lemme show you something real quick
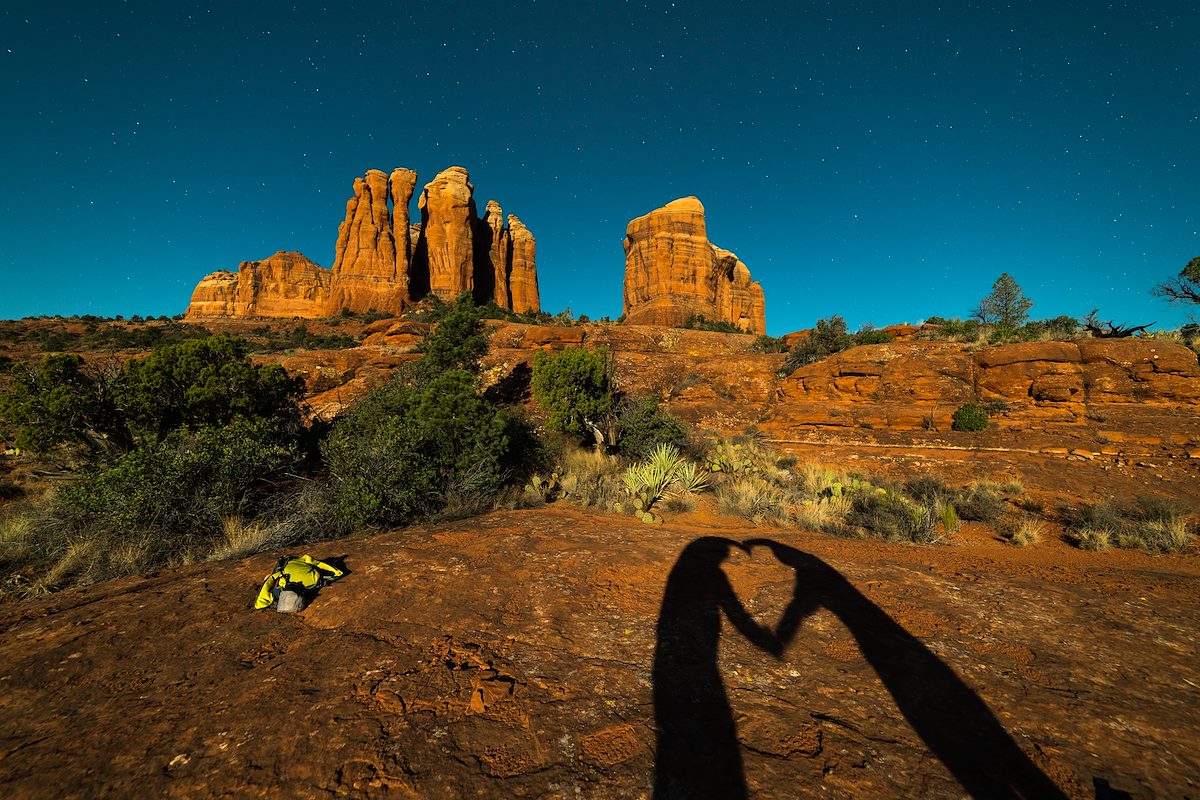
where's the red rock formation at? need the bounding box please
[185,251,330,318]
[414,167,476,301]
[622,197,765,333]
[326,169,410,315]
[764,338,1200,433]
[712,247,766,334]
[474,200,511,307]
[508,214,539,314]
[184,164,539,318]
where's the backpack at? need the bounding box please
[254,554,345,611]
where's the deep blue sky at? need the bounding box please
[2,1,1196,334]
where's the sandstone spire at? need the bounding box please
[327,169,407,314]
[414,166,476,301]
[507,214,540,314]
[473,200,512,307]
[184,163,538,320]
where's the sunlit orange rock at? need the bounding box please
[622,197,765,333]
[414,166,475,301]
[185,251,330,318]
[184,164,539,319]
[508,214,540,314]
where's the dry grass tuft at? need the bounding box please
[1008,519,1044,547]
[208,516,281,562]
[1075,527,1112,551]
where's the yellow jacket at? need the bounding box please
[254,554,344,609]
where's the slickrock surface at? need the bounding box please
[623,197,766,333]
[1,508,1197,798]
[185,251,331,319]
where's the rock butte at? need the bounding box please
[185,166,540,319]
[623,197,766,333]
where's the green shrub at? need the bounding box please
[778,316,853,376]
[22,420,302,587]
[616,396,688,461]
[682,315,742,333]
[846,490,937,543]
[531,346,613,444]
[923,317,981,341]
[323,370,518,527]
[118,334,304,441]
[414,293,490,376]
[955,483,1004,521]
[749,335,788,353]
[903,476,953,506]
[853,326,894,345]
[951,403,989,432]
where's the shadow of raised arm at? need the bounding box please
[752,538,1068,800]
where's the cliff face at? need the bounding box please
[185,251,331,319]
[621,197,765,333]
[185,166,538,319]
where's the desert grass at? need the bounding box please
[661,494,696,514]
[1141,515,1193,554]
[1008,519,1044,547]
[715,476,790,525]
[0,510,33,557]
[792,496,851,531]
[937,503,961,538]
[558,447,625,509]
[207,516,282,561]
[1064,496,1193,554]
[34,538,101,594]
[1075,527,1112,551]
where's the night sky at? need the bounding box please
[2,1,1196,335]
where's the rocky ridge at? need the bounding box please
[185,166,540,319]
[623,197,766,333]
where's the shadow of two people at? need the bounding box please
[652,536,1068,800]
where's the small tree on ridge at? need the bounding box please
[973,273,1033,328]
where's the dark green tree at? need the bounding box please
[117,334,303,441]
[973,273,1033,327]
[778,316,854,376]
[616,396,689,461]
[1152,256,1200,305]
[0,335,303,457]
[531,346,614,447]
[323,369,516,527]
[414,292,490,377]
[0,354,132,455]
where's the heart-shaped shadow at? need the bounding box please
[651,537,1067,800]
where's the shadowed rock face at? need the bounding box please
[474,200,511,308]
[622,197,766,333]
[184,166,538,319]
